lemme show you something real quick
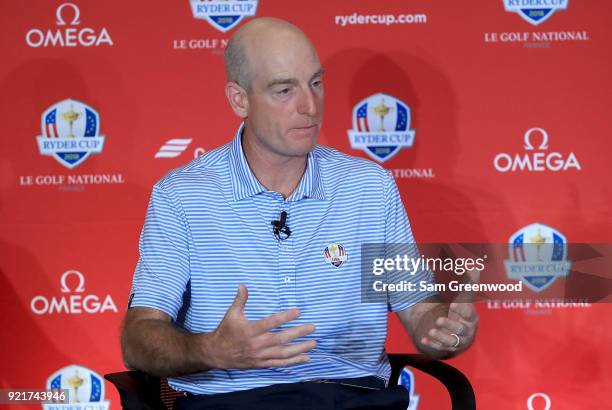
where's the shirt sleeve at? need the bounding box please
[129,183,191,321]
[382,171,437,312]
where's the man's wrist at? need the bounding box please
[415,303,452,359]
[416,303,447,338]
[189,331,218,372]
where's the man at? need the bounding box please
[121,17,478,409]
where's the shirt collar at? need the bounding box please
[228,123,326,202]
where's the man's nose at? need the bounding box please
[297,88,318,117]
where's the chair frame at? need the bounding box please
[105,353,476,409]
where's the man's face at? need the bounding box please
[243,33,324,158]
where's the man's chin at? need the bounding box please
[289,145,317,157]
[282,140,317,157]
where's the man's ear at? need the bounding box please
[225,82,249,118]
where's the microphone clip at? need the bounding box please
[271,210,291,241]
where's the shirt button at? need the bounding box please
[283,276,291,283]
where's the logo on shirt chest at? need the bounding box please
[323,244,347,268]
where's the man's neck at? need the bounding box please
[241,130,307,199]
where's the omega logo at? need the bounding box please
[26,3,113,48]
[30,270,118,315]
[526,392,551,410]
[494,127,581,172]
[55,3,81,26]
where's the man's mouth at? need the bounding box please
[293,124,318,130]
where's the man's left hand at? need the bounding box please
[420,302,479,353]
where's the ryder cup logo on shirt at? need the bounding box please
[348,93,415,163]
[503,0,568,26]
[504,223,571,292]
[44,365,110,409]
[324,244,347,268]
[190,0,258,32]
[398,367,420,410]
[37,99,105,169]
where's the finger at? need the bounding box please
[252,309,301,334]
[260,354,311,368]
[259,339,317,360]
[428,328,460,348]
[420,336,448,351]
[449,302,477,322]
[226,284,248,318]
[260,324,316,347]
[435,317,464,335]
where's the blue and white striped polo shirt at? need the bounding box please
[130,124,436,395]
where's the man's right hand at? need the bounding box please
[205,284,317,369]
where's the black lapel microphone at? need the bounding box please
[271,210,291,241]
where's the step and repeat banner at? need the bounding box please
[1,1,610,409]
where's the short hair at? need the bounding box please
[224,18,309,91]
[224,34,252,90]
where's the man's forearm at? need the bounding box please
[121,318,216,377]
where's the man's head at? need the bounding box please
[224,18,324,159]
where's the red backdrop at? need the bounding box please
[1,1,610,409]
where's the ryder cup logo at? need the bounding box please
[44,365,110,409]
[190,0,258,32]
[504,223,571,292]
[348,93,415,163]
[504,0,569,26]
[37,99,105,169]
[324,244,347,268]
[398,367,420,409]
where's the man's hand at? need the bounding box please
[420,301,478,354]
[121,285,316,377]
[397,270,480,359]
[207,284,317,369]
